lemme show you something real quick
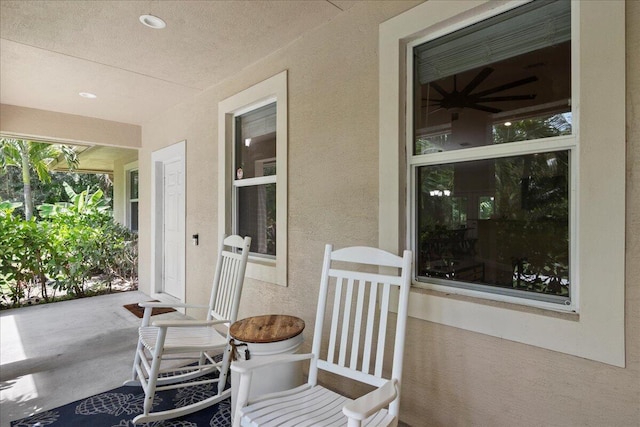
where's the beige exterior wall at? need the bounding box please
[137,1,640,425]
[0,104,141,148]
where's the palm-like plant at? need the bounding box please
[0,138,78,220]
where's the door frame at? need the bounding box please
[151,140,186,304]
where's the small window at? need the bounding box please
[128,169,139,232]
[218,71,288,286]
[234,103,277,256]
[478,196,494,220]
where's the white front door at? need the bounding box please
[151,141,186,302]
[162,159,183,298]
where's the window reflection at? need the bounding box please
[234,102,277,257]
[416,151,570,298]
[237,184,276,256]
[412,0,572,303]
[235,103,277,179]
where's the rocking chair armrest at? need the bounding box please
[231,352,314,374]
[342,379,398,421]
[150,319,229,328]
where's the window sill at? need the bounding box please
[410,285,579,322]
[246,256,285,287]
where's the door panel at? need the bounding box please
[162,159,183,299]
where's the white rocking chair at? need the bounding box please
[125,234,251,424]
[232,244,412,427]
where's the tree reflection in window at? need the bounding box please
[417,148,569,298]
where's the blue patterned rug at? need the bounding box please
[10,374,231,427]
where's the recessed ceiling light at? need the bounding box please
[139,14,166,29]
[79,92,97,99]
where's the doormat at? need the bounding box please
[123,301,176,318]
[10,372,230,426]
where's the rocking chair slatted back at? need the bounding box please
[310,245,412,394]
[208,235,251,323]
[234,244,412,426]
[128,234,251,424]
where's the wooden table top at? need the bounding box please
[230,314,305,343]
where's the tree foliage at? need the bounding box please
[0,186,137,309]
[0,138,79,220]
[416,113,571,297]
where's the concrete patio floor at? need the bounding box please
[0,291,186,426]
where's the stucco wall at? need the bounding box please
[138,1,640,425]
[0,104,141,148]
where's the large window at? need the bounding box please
[379,0,625,366]
[218,71,288,286]
[411,0,573,305]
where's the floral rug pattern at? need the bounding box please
[11,374,230,427]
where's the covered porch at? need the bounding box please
[0,291,186,425]
[1,1,639,426]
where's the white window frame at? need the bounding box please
[379,0,625,366]
[218,71,288,286]
[124,160,139,232]
[408,0,575,310]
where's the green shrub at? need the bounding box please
[39,183,135,297]
[0,201,56,305]
[0,186,138,308]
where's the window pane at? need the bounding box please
[130,170,139,199]
[237,183,276,256]
[130,201,138,232]
[414,1,571,155]
[235,103,277,180]
[416,151,570,301]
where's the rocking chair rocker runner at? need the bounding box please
[232,244,412,427]
[125,234,251,425]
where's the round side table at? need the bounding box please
[230,314,305,414]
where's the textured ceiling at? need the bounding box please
[0,0,355,125]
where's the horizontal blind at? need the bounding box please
[237,102,276,140]
[415,0,571,84]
